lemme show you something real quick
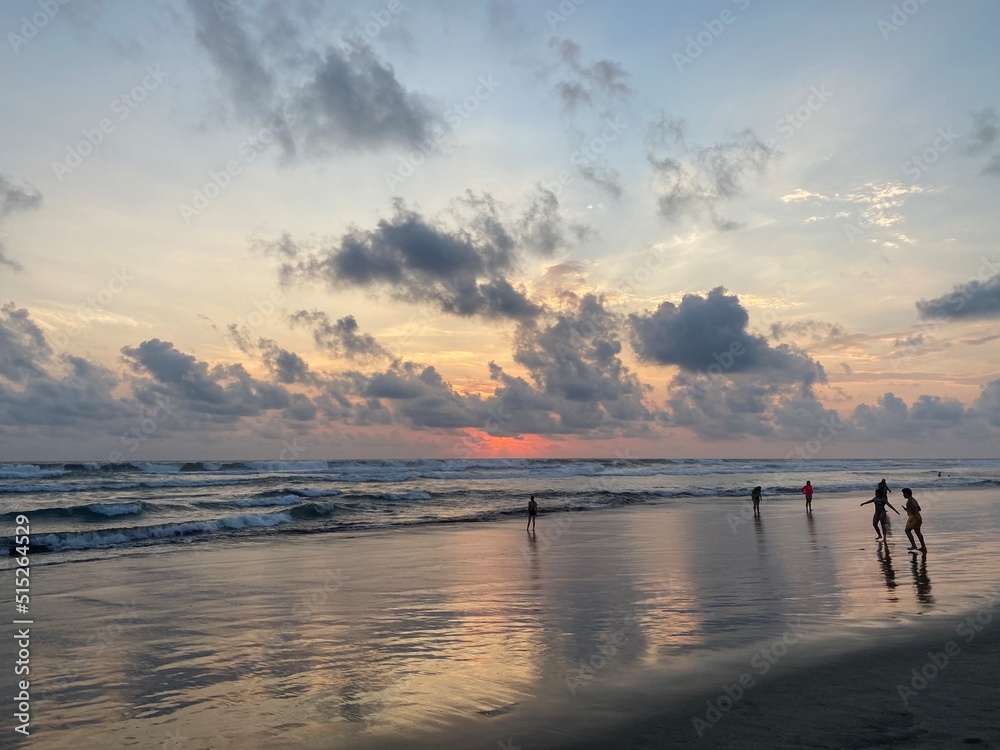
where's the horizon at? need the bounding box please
[2,1,1000,462]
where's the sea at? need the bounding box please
[3,457,999,569]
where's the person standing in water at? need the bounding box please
[751,486,762,517]
[527,494,537,532]
[860,492,900,540]
[901,488,926,552]
[801,480,813,512]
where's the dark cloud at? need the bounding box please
[973,378,1000,428]
[272,196,545,321]
[360,361,482,429]
[962,108,998,156]
[0,303,51,382]
[256,338,315,384]
[549,37,630,112]
[0,176,43,218]
[288,310,393,361]
[629,287,825,387]
[850,392,970,441]
[0,355,133,430]
[646,114,775,229]
[983,155,1000,177]
[121,338,315,421]
[186,0,275,120]
[0,175,42,271]
[916,273,1000,320]
[501,293,652,431]
[186,1,436,156]
[770,320,845,342]
[516,187,569,256]
[291,45,436,154]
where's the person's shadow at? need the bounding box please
[910,552,933,605]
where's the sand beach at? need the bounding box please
[3,486,999,749]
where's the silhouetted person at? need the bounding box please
[861,493,900,540]
[876,478,891,499]
[527,494,537,532]
[801,480,813,512]
[901,488,926,552]
[751,486,762,516]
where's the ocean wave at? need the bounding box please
[28,511,293,553]
[373,491,433,501]
[1,502,148,522]
[0,464,68,479]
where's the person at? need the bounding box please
[901,488,926,552]
[860,492,900,540]
[751,486,762,517]
[801,480,813,512]
[527,494,537,532]
[876,478,891,500]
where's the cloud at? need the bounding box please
[186,0,275,120]
[288,310,393,361]
[645,114,775,229]
[961,108,998,156]
[916,273,1000,320]
[629,287,825,386]
[770,319,845,342]
[548,37,631,112]
[186,1,436,156]
[291,44,437,154]
[269,195,548,321]
[516,187,570,257]
[121,338,315,421]
[500,293,652,431]
[850,392,970,441]
[0,303,52,382]
[0,175,43,271]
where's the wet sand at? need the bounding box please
[3,487,999,748]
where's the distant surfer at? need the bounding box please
[527,494,537,532]
[751,486,762,517]
[901,488,926,552]
[860,492,900,541]
[801,481,813,512]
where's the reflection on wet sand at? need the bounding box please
[910,551,933,605]
[17,491,1000,750]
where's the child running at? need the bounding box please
[901,488,927,552]
[860,492,900,541]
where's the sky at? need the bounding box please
[1,0,999,461]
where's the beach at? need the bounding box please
[3,484,999,749]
